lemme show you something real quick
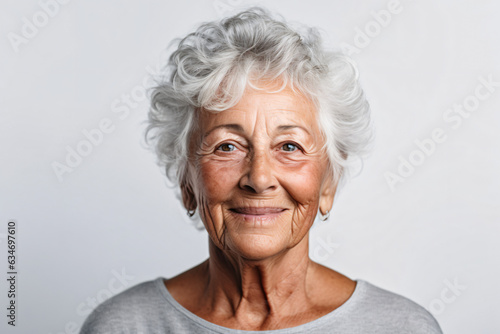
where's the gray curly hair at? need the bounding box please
[145,7,372,213]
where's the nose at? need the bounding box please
[239,150,278,194]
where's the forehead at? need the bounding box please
[200,85,318,130]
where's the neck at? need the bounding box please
[202,235,317,326]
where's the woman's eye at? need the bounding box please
[282,143,298,152]
[217,143,236,152]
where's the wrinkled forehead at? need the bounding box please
[199,84,320,135]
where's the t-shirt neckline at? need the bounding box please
[154,276,366,333]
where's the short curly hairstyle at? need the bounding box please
[145,6,372,214]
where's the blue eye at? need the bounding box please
[282,143,298,152]
[217,143,236,152]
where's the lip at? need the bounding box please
[228,207,287,225]
[230,207,287,215]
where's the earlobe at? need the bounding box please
[319,177,337,217]
[181,178,197,213]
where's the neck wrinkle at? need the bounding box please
[204,236,314,320]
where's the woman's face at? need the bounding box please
[191,84,335,260]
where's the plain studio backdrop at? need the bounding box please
[1,0,499,333]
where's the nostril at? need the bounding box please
[240,174,277,194]
[242,184,257,193]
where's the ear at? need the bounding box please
[319,174,338,216]
[181,133,200,213]
[180,177,197,212]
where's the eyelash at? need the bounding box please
[216,143,236,152]
[281,143,299,152]
[215,142,302,153]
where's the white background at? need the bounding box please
[1,0,499,333]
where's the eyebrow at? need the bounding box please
[276,125,311,136]
[203,124,244,138]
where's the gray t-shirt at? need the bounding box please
[80,277,442,333]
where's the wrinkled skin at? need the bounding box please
[166,83,355,331]
[194,84,335,260]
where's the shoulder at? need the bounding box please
[351,280,443,333]
[79,278,166,334]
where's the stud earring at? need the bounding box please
[187,209,196,217]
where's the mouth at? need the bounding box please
[229,207,287,215]
[228,207,288,224]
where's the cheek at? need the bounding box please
[279,161,324,207]
[198,159,242,202]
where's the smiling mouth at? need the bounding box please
[229,207,287,215]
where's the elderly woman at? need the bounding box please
[81,7,442,333]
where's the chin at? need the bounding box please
[225,234,290,261]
